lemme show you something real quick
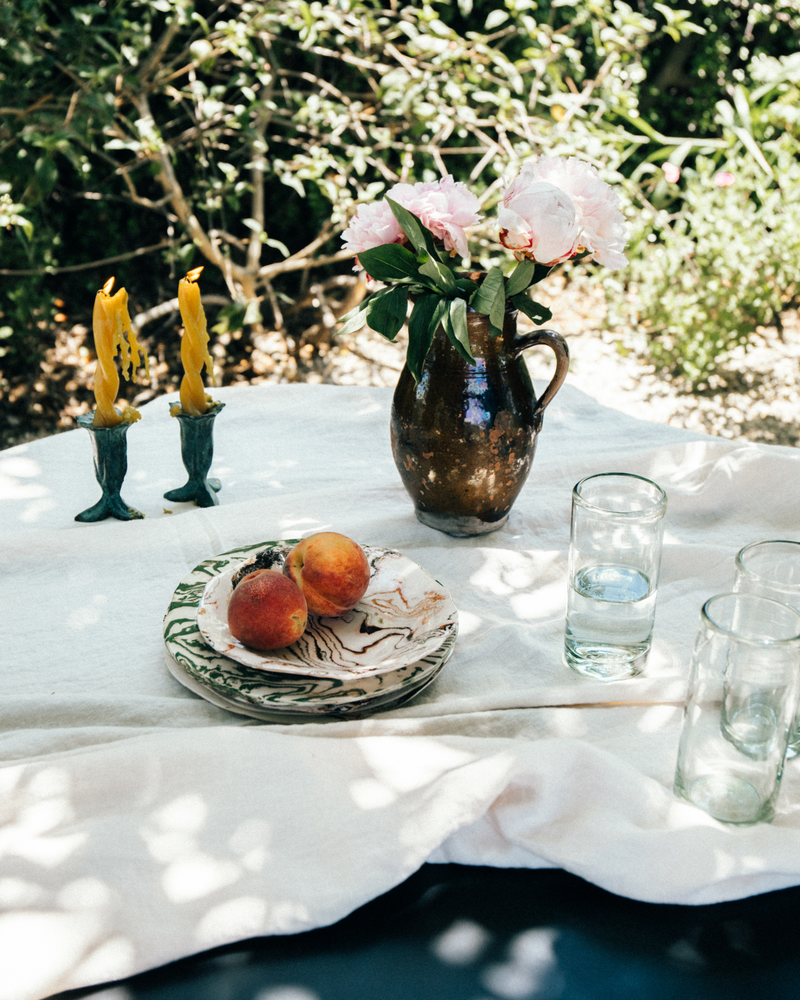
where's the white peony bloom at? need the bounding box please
[499,156,628,270]
[498,180,580,265]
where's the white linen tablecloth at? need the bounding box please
[2,382,800,1000]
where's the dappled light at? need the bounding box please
[541,709,592,740]
[510,580,567,623]
[280,517,334,534]
[195,897,270,948]
[0,757,327,996]
[67,595,109,632]
[83,990,133,1000]
[254,988,321,1000]
[353,738,476,797]
[455,609,483,637]
[638,705,681,734]
[247,457,301,484]
[463,548,569,658]
[663,794,729,833]
[482,928,564,1000]
[0,768,130,999]
[469,550,559,600]
[143,794,243,904]
[0,910,125,1000]
[428,911,566,1000]
[0,450,59,525]
[0,453,45,499]
[431,918,491,966]
[0,768,86,869]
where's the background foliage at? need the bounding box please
[1,0,799,415]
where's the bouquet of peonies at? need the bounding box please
[338,155,628,381]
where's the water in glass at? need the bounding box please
[565,564,656,679]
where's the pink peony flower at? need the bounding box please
[714,171,735,187]
[340,200,406,258]
[341,176,482,271]
[500,156,628,270]
[662,163,681,183]
[387,175,482,258]
[498,180,580,265]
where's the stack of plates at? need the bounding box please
[163,540,458,722]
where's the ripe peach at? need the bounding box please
[283,532,370,617]
[227,569,308,651]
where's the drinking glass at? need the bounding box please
[734,539,800,756]
[564,472,667,680]
[674,593,800,825]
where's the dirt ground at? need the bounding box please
[2,275,799,451]
[524,277,800,448]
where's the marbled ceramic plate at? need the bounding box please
[164,647,448,722]
[163,540,457,717]
[197,543,458,680]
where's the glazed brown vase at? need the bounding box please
[390,305,569,536]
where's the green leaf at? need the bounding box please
[504,259,536,298]
[469,265,504,315]
[264,236,290,257]
[470,265,505,337]
[531,263,553,285]
[335,297,371,337]
[244,299,261,325]
[445,297,474,364]
[490,287,507,336]
[407,294,448,382]
[34,156,58,198]
[6,213,33,239]
[485,8,507,28]
[653,4,706,42]
[365,286,408,341]
[418,255,457,292]
[510,293,553,325]
[356,243,422,282]
[386,197,440,260]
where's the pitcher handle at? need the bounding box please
[513,328,570,429]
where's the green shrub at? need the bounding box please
[0,0,798,386]
[611,48,800,381]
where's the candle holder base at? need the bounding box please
[75,413,144,522]
[165,401,225,507]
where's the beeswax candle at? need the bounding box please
[177,267,216,417]
[92,277,149,428]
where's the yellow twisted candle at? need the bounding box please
[177,266,216,417]
[92,277,149,428]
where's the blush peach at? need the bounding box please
[283,532,370,617]
[227,569,307,650]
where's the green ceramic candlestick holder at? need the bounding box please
[75,413,144,522]
[164,400,225,507]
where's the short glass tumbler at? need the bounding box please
[564,472,667,680]
[734,539,800,757]
[674,593,800,825]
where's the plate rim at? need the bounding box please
[164,647,451,722]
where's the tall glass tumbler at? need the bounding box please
[564,473,667,680]
[674,593,800,825]
[734,540,800,756]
